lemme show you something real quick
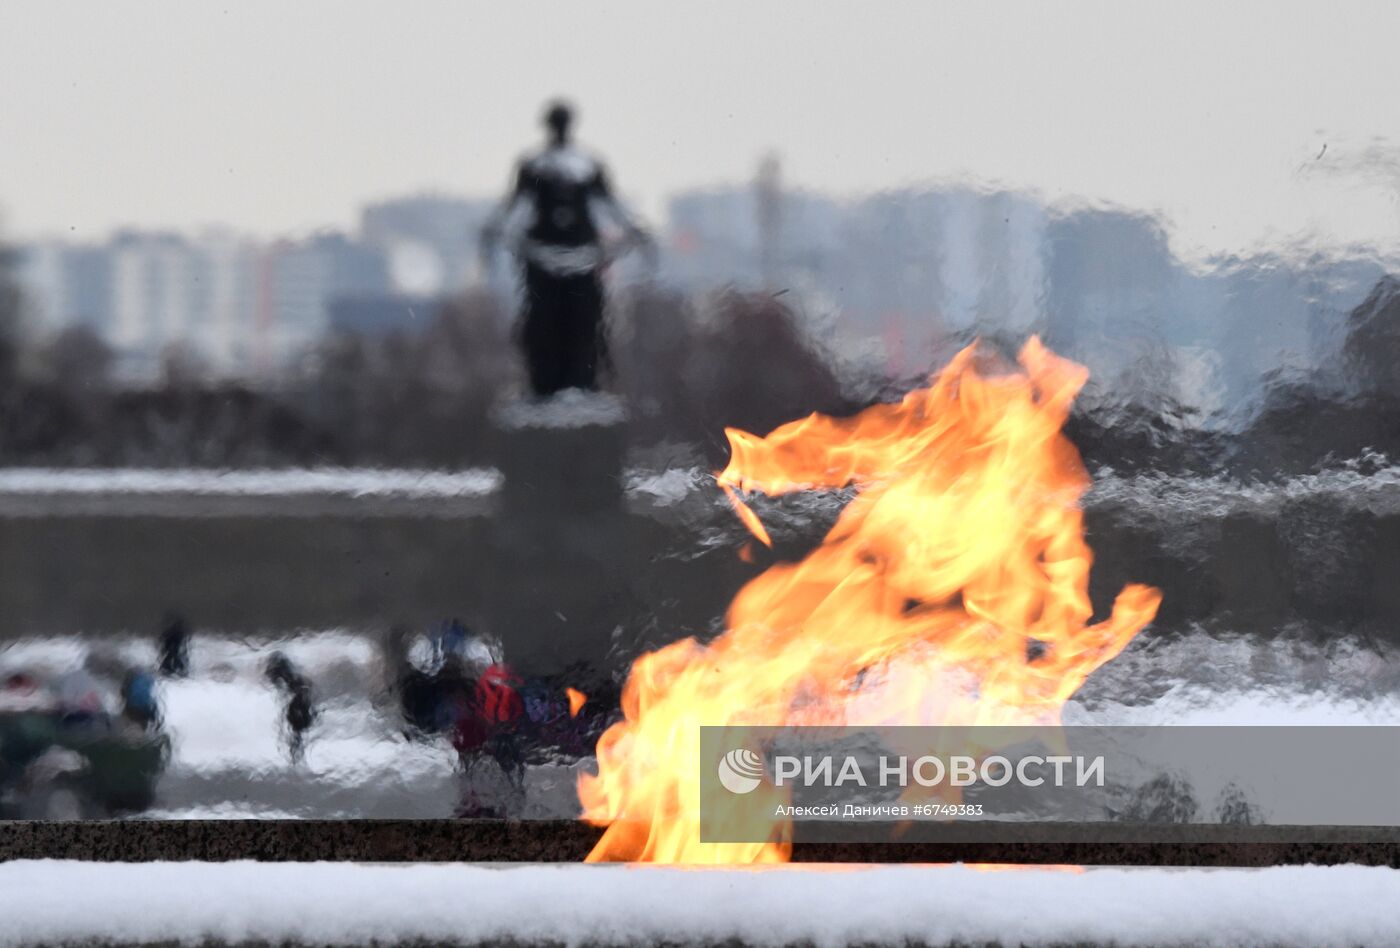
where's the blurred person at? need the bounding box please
[0,672,51,714]
[381,624,438,735]
[480,661,525,782]
[51,660,111,730]
[0,673,59,807]
[389,623,477,737]
[265,652,316,764]
[520,679,562,733]
[397,654,445,736]
[518,677,580,757]
[0,665,168,818]
[436,618,470,663]
[451,654,526,817]
[480,99,653,397]
[120,668,161,732]
[158,614,191,678]
[433,649,475,731]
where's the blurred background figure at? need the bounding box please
[387,620,475,737]
[444,631,524,817]
[434,618,471,667]
[0,672,49,714]
[120,667,160,732]
[158,614,191,678]
[0,655,168,818]
[0,673,53,783]
[391,629,448,736]
[52,658,109,730]
[265,652,316,764]
[480,99,652,397]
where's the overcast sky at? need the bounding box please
[2,0,1399,260]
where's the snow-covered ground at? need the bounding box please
[0,861,1396,946]
[0,631,584,819]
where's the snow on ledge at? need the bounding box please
[0,861,1396,946]
[493,390,628,430]
[0,468,502,498]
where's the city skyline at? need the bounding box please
[13,178,1384,417]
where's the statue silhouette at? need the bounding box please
[481,101,651,398]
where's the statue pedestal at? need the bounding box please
[488,392,628,516]
[481,391,634,675]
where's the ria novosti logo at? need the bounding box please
[715,745,1107,794]
[716,748,765,794]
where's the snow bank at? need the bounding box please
[0,861,1395,947]
[624,466,709,506]
[0,468,501,497]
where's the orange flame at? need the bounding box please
[578,339,1161,863]
[567,687,588,718]
[722,484,773,547]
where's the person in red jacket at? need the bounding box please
[452,661,527,815]
[475,664,523,724]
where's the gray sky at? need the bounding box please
[3,0,1399,260]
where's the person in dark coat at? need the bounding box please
[158,614,191,678]
[265,652,315,764]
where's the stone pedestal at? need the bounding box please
[481,392,636,675]
[488,392,628,516]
